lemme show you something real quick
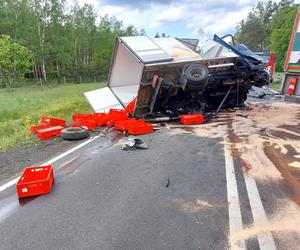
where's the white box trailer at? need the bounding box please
[85,36,238,116]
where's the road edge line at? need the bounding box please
[0,135,100,193]
[243,173,276,249]
[224,139,246,250]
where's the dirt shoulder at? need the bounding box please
[0,137,85,184]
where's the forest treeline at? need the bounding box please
[1,0,299,88]
[0,0,144,87]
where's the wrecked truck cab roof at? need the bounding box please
[85,35,237,113]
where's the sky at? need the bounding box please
[77,0,300,38]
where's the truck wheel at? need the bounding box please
[61,127,90,140]
[184,64,209,90]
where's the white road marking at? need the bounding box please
[224,140,246,250]
[243,173,276,249]
[0,135,100,193]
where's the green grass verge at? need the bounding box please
[0,82,106,151]
[269,81,282,91]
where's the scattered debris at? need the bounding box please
[31,117,66,139]
[16,165,54,198]
[247,86,279,99]
[121,138,148,151]
[163,177,170,187]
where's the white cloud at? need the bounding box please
[153,6,184,25]
[77,0,300,37]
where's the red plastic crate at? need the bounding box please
[92,113,108,126]
[36,126,64,140]
[42,117,66,127]
[71,120,97,130]
[127,122,154,135]
[71,113,94,122]
[30,123,53,134]
[114,119,145,131]
[16,166,54,198]
[106,109,128,126]
[180,114,204,125]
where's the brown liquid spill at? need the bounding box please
[269,130,300,140]
[264,143,300,207]
[176,198,228,213]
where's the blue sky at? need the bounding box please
[77,0,300,38]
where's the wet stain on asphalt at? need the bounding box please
[264,143,300,207]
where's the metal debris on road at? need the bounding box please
[164,177,170,187]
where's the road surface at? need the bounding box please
[0,102,300,250]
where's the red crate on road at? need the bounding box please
[42,117,66,127]
[16,166,54,198]
[36,126,64,140]
[127,122,154,135]
[180,114,204,125]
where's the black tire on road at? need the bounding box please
[61,127,90,140]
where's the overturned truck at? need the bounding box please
[85,35,269,120]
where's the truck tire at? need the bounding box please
[184,64,209,90]
[61,127,90,140]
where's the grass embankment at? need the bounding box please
[269,81,282,91]
[0,82,106,151]
[269,72,283,91]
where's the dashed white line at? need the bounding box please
[0,135,100,193]
[224,140,246,250]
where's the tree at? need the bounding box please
[235,1,278,50]
[235,0,293,50]
[0,35,31,88]
[269,5,298,71]
[0,0,141,86]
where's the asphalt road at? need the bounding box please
[0,116,300,250]
[0,130,228,250]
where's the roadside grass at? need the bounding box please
[269,81,282,91]
[269,72,283,91]
[0,82,106,151]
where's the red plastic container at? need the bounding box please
[16,166,54,198]
[71,120,97,130]
[127,122,154,135]
[36,126,64,140]
[106,109,128,126]
[114,119,145,131]
[71,113,94,122]
[30,123,53,134]
[180,114,205,125]
[42,117,66,127]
